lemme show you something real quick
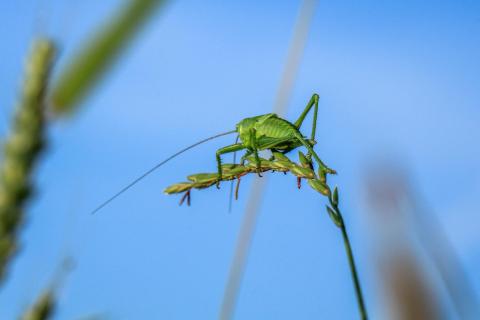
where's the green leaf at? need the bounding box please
[163,182,192,194]
[326,205,342,228]
[187,173,218,183]
[50,0,168,115]
[272,152,290,162]
[298,151,308,165]
[332,186,339,206]
[307,179,330,196]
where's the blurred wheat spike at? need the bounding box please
[0,39,56,282]
[20,290,55,320]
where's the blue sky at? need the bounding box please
[0,0,479,319]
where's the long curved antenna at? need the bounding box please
[91,130,237,215]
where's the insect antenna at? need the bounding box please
[90,130,237,215]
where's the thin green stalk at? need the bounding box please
[327,188,368,320]
[339,211,367,319]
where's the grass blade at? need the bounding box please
[50,0,167,114]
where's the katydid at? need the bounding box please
[91,93,334,214]
[216,93,335,185]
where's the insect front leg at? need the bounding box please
[216,143,246,188]
[249,128,263,177]
[239,150,253,165]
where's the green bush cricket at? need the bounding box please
[215,93,335,185]
[91,93,335,214]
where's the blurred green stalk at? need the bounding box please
[20,290,56,320]
[0,39,56,283]
[50,0,167,114]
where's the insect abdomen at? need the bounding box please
[256,117,297,139]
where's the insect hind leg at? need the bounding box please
[293,93,319,161]
[294,93,319,141]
